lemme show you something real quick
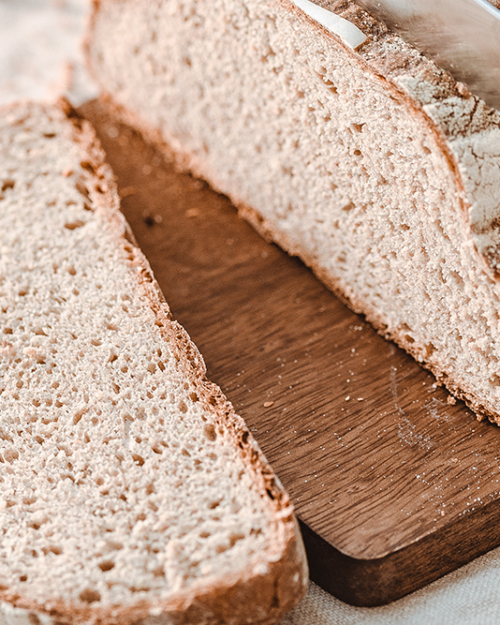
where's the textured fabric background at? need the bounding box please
[283,547,500,624]
[0,0,96,105]
[1,1,499,623]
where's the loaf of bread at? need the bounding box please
[86,0,500,424]
[0,100,307,625]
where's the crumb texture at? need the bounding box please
[88,0,500,421]
[0,102,297,618]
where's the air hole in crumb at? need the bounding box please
[75,180,90,199]
[49,546,62,555]
[209,500,220,509]
[98,561,115,572]
[266,489,275,500]
[353,149,362,156]
[229,532,245,547]
[204,424,217,441]
[352,123,365,133]
[132,454,145,466]
[80,161,96,174]
[1,180,15,192]
[3,328,12,335]
[490,374,500,387]
[189,392,199,402]
[64,220,85,231]
[181,448,191,457]
[178,401,188,414]
[73,410,85,425]
[4,449,19,463]
[425,343,436,358]
[91,338,102,347]
[79,589,101,604]
[19,575,28,582]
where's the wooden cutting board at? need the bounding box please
[81,100,500,607]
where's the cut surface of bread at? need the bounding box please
[0,100,307,625]
[86,0,500,424]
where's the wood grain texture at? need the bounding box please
[80,99,500,607]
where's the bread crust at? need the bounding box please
[0,99,307,625]
[86,0,500,424]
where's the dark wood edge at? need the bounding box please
[300,495,500,606]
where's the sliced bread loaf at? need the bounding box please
[86,0,500,424]
[0,99,307,625]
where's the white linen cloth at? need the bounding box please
[284,547,500,624]
[2,1,499,623]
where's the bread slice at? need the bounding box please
[0,100,307,625]
[86,0,500,424]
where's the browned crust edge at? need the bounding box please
[0,98,307,625]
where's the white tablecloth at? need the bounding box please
[284,548,500,624]
[2,1,499,622]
